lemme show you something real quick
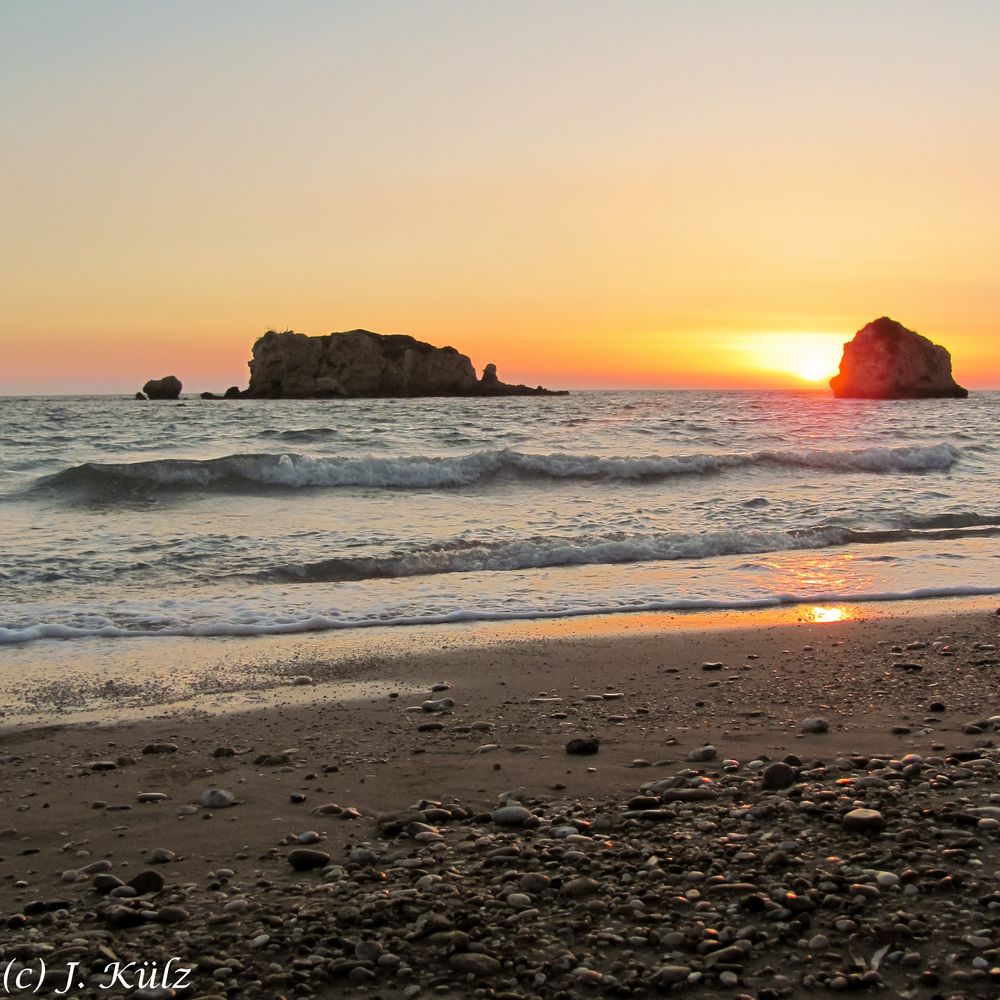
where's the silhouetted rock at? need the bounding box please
[134,392,146,400]
[245,329,565,398]
[830,318,968,399]
[223,386,242,399]
[142,375,182,400]
[200,391,218,400]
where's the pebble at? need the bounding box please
[687,745,717,762]
[287,848,331,871]
[842,808,885,833]
[801,717,830,733]
[199,788,237,808]
[761,761,796,789]
[492,805,533,826]
[420,698,455,712]
[565,738,600,755]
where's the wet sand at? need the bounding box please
[2,598,1000,998]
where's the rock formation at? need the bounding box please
[141,375,182,400]
[245,329,565,398]
[830,318,968,399]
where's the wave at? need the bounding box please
[246,522,1000,583]
[3,584,999,645]
[32,443,961,496]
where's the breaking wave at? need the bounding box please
[33,443,961,496]
[246,522,1000,583]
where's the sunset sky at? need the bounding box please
[4,1,999,394]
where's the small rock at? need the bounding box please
[199,788,236,809]
[492,805,533,826]
[801,717,829,734]
[565,738,600,755]
[843,808,885,833]
[761,761,796,790]
[288,849,331,872]
[127,870,165,895]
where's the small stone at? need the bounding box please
[355,940,383,962]
[702,661,724,671]
[288,848,331,871]
[561,876,600,898]
[421,698,455,712]
[565,738,600,755]
[687,745,717,762]
[801,717,829,733]
[450,953,501,975]
[761,762,796,789]
[291,675,314,685]
[843,808,885,833]
[199,788,236,808]
[126,870,164,895]
[149,848,175,864]
[141,743,177,755]
[492,805,533,826]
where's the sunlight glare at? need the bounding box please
[742,332,846,385]
[807,606,851,623]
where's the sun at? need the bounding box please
[743,332,846,385]
[794,357,836,382]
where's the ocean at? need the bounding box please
[1,390,998,647]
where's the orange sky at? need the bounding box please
[3,2,999,394]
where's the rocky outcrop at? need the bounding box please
[830,318,968,399]
[245,329,565,398]
[200,387,243,400]
[142,375,182,400]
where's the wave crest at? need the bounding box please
[34,443,961,496]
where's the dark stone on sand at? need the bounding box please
[761,761,797,789]
[566,738,600,755]
[930,701,946,713]
[830,317,968,399]
[126,869,165,895]
[842,808,885,833]
[141,375,182,400]
[142,743,177,755]
[101,904,146,928]
[288,848,331,871]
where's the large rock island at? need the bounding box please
[244,329,565,398]
[829,317,968,399]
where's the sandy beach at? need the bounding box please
[2,598,1000,998]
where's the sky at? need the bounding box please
[3,1,999,393]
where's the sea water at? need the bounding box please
[1,390,998,645]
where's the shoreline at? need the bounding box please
[2,597,1000,996]
[2,593,997,731]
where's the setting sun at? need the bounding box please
[739,332,847,386]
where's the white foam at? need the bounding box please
[41,442,961,493]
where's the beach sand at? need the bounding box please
[2,598,1000,998]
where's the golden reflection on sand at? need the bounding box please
[804,605,853,624]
